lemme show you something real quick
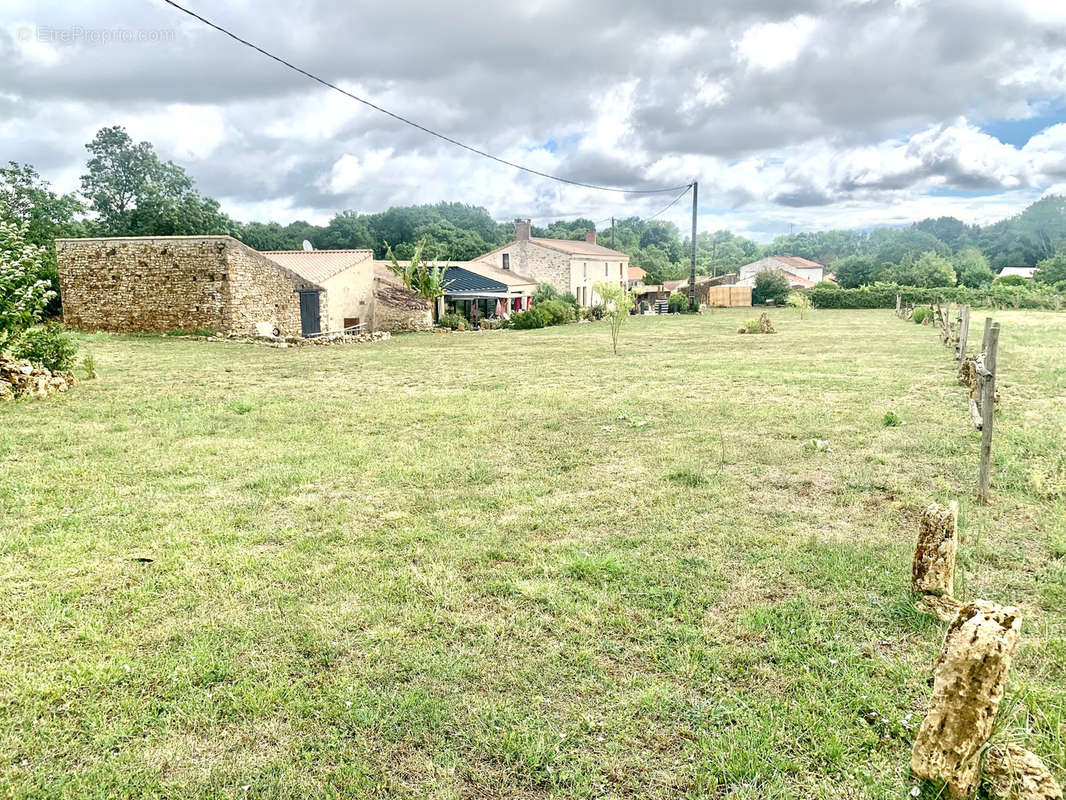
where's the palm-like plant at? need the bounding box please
[384,238,452,320]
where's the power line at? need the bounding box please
[159,0,693,196]
[645,184,693,221]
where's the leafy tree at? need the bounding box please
[752,270,791,305]
[635,244,682,284]
[534,218,597,241]
[868,228,949,268]
[952,247,994,288]
[0,220,54,343]
[830,254,880,288]
[886,251,956,287]
[239,221,304,251]
[593,281,633,355]
[696,230,759,277]
[912,217,975,251]
[1034,249,1066,285]
[79,126,236,237]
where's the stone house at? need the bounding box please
[736,256,824,290]
[260,249,376,333]
[56,235,430,337]
[474,220,629,307]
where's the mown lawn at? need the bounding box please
[2,309,1064,799]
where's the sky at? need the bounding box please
[2,0,1066,242]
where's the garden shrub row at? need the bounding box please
[806,282,1064,310]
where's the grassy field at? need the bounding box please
[2,309,1064,799]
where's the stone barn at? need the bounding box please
[56,235,431,336]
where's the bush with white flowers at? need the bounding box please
[0,219,55,345]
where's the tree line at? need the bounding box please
[3,125,1066,309]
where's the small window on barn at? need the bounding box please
[583,262,587,279]
[502,253,510,270]
[604,263,608,277]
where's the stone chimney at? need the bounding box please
[585,229,596,244]
[514,219,531,241]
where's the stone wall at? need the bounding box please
[57,236,320,337]
[221,239,320,336]
[371,269,433,332]
[488,240,571,293]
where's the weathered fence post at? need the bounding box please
[911,601,1023,798]
[977,322,1000,504]
[912,501,957,597]
[912,501,962,622]
[957,305,970,366]
[896,293,902,317]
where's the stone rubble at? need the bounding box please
[180,330,392,348]
[0,357,76,400]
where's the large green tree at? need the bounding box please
[80,126,236,237]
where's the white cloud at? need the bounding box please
[734,15,818,71]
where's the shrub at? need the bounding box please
[752,270,791,305]
[559,291,579,312]
[785,291,813,319]
[80,352,98,379]
[10,323,78,372]
[993,274,1028,287]
[510,306,549,329]
[537,299,574,326]
[806,282,1061,311]
[667,292,688,313]
[583,304,606,321]
[1,220,54,343]
[911,306,931,324]
[437,312,468,331]
[532,283,560,304]
[883,411,904,427]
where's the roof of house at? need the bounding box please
[998,266,1036,278]
[627,266,647,280]
[782,270,816,288]
[440,267,509,294]
[373,259,536,292]
[465,260,537,288]
[528,237,629,258]
[772,256,824,270]
[260,249,374,284]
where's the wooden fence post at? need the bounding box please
[957,305,970,366]
[982,316,992,352]
[977,322,1000,504]
[896,293,901,317]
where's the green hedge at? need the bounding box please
[807,283,1063,310]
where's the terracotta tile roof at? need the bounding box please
[627,266,647,280]
[774,256,823,269]
[529,237,629,258]
[260,249,374,284]
[780,270,815,288]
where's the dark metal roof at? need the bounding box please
[443,267,508,294]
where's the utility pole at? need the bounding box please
[688,181,698,310]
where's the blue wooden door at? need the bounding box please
[299,291,321,336]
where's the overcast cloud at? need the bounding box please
[2,0,1066,240]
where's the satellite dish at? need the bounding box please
[302,240,314,251]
